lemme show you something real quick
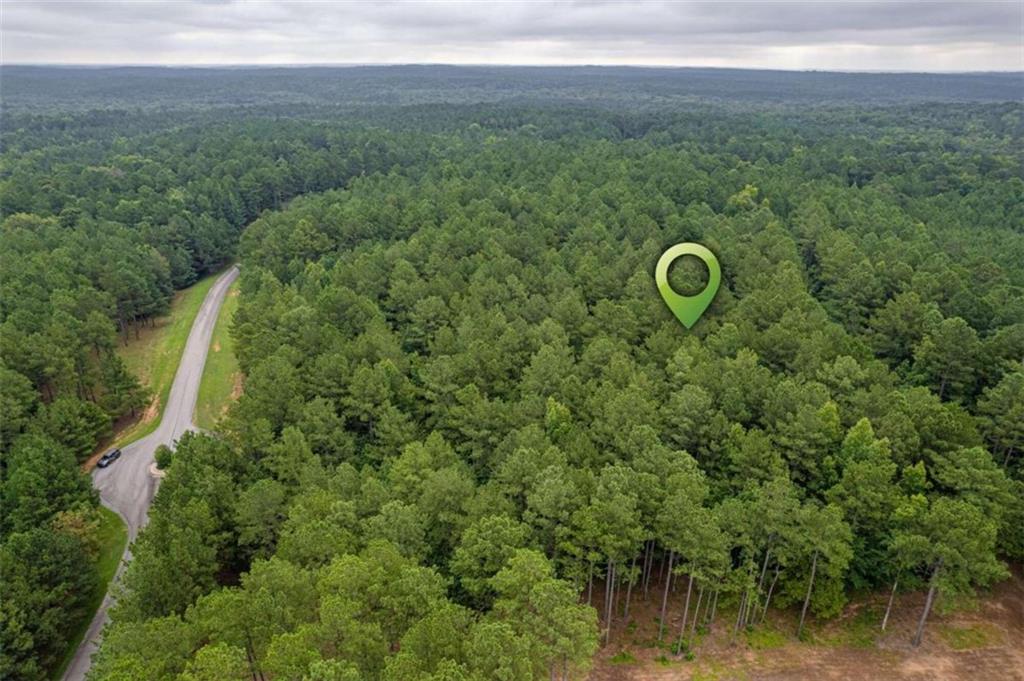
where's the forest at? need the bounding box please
[0,67,1022,681]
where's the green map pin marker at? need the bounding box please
[655,242,721,329]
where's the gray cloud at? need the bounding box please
[2,1,1021,71]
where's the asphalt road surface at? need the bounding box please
[62,265,239,681]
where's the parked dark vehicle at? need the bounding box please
[97,449,122,468]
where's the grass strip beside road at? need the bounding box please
[195,280,242,430]
[57,270,225,676]
[113,269,223,447]
[50,507,128,680]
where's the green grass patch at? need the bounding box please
[115,270,223,446]
[609,650,638,665]
[93,507,127,588]
[813,605,881,649]
[692,660,746,681]
[746,625,787,650]
[51,506,128,679]
[840,606,882,649]
[195,280,241,430]
[937,623,1002,650]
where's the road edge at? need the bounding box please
[59,265,240,681]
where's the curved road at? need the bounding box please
[63,265,239,681]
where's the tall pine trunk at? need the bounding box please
[604,559,616,644]
[881,574,899,631]
[244,630,262,681]
[676,574,694,653]
[603,560,611,640]
[610,562,618,618]
[913,562,942,647]
[658,550,675,641]
[797,549,818,639]
[733,590,747,636]
[690,585,705,640]
[642,540,654,598]
[624,554,637,619]
[760,565,781,624]
[698,584,712,624]
[755,545,772,618]
[758,548,771,593]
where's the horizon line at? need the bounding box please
[4,62,1022,76]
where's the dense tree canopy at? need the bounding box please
[1,67,1021,680]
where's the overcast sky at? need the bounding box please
[3,1,1021,72]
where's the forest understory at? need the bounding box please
[588,564,1024,680]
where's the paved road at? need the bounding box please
[62,265,239,681]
